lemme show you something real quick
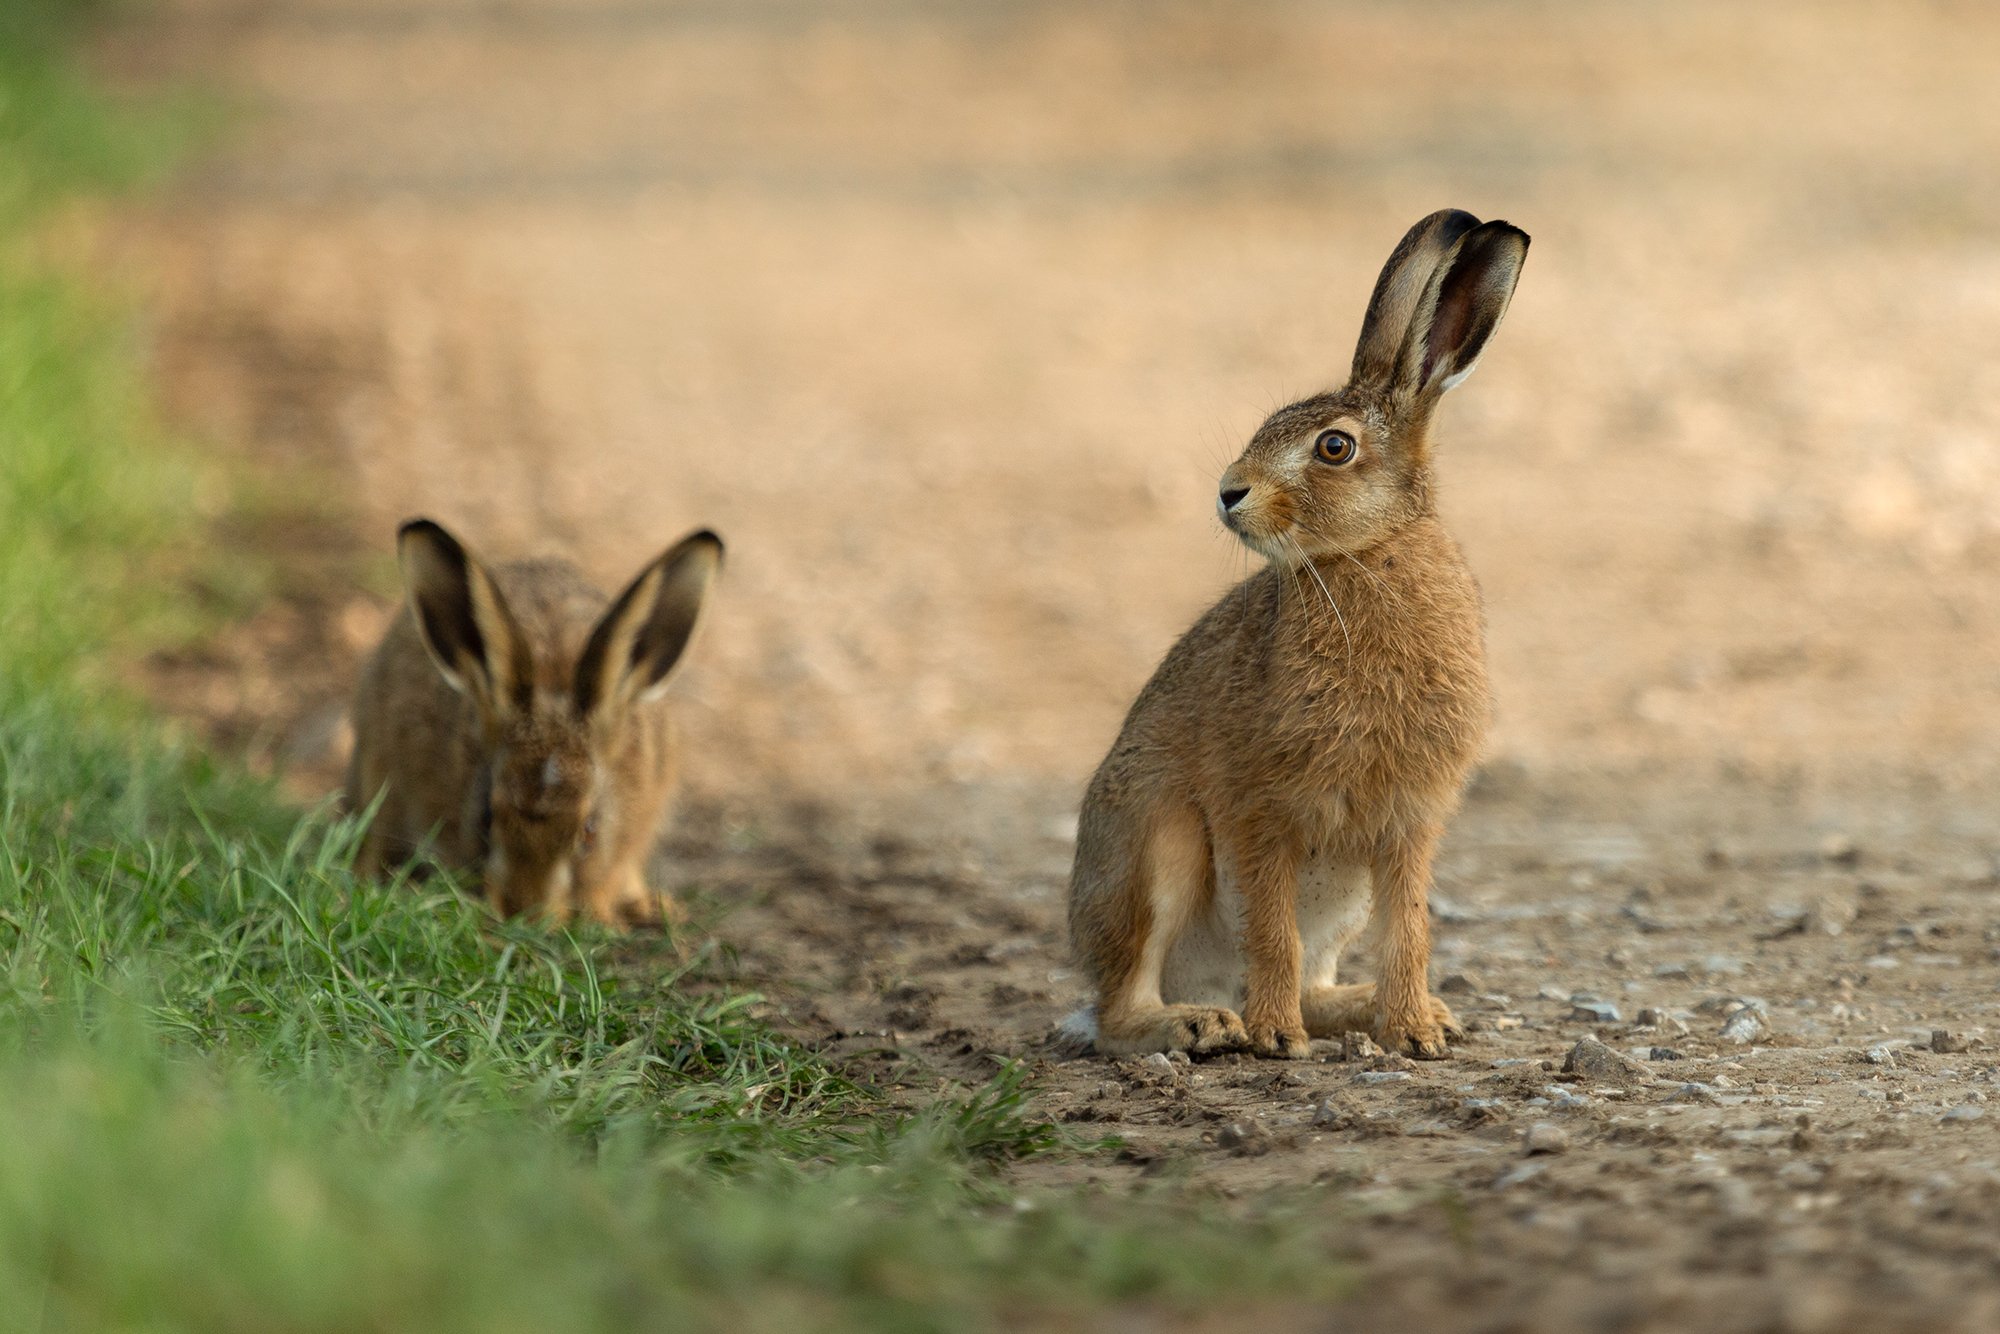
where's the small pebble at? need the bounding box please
[1864,1045,1898,1068]
[1668,1083,1719,1104]
[1648,1047,1686,1061]
[1143,1053,1175,1072]
[1562,1036,1649,1086]
[1311,1098,1353,1129]
[1340,1031,1386,1062]
[1943,1105,1985,1124]
[1216,1121,1274,1154]
[1523,1122,1570,1155]
[1354,1070,1413,1085]
[1570,999,1623,1024]
[1933,1030,1975,1054]
[1720,1010,1768,1044]
[1636,1007,1691,1036]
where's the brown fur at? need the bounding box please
[345,521,722,927]
[1068,209,1529,1059]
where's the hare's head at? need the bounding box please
[1219,210,1529,563]
[397,519,722,919]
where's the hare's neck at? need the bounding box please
[1277,517,1451,641]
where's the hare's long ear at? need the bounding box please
[573,530,723,720]
[1394,219,1530,399]
[1349,209,1483,388]
[398,518,535,720]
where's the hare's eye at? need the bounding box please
[578,815,598,857]
[1313,429,1358,466]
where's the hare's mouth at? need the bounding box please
[1220,509,1293,564]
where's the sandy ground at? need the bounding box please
[97,1,2000,1328]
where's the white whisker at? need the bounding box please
[1286,534,1352,657]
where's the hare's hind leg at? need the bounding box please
[1075,801,1246,1056]
[1302,984,1376,1037]
[579,856,680,931]
[611,866,686,932]
[1303,984,1461,1043]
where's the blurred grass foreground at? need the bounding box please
[0,7,1349,1330]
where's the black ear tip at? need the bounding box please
[397,518,468,570]
[684,528,725,561]
[1475,220,1531,250]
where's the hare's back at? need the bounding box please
[348,609,485,851]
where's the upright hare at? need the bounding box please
[1067,210,1528,1058]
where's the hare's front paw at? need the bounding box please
[1245,1019,1312,1060]
[1376,996,1463,1060]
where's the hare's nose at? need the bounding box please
[1219,486,1250,511]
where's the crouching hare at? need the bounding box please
[1067,209,1529,1059]
[346,519,722,926]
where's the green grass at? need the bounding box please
[0,9,1351,1330]
[0,0,218,699]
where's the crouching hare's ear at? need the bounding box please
[398,518,537,727]
[574,530,724,722]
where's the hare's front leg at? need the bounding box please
[1369,823,1455,1058]
[1231,834,1311,1060]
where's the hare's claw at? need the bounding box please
[1377,995,1462,1060]
[1246,1021,1313,1060]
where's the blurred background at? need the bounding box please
[107,0,2000,809]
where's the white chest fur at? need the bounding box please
[1159,848,1374,1008]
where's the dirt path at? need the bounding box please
[107,2,2000,1328]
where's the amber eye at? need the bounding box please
[1313,429,1358,466]
[578,815,598,858]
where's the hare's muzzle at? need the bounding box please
[484,849,576,922]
